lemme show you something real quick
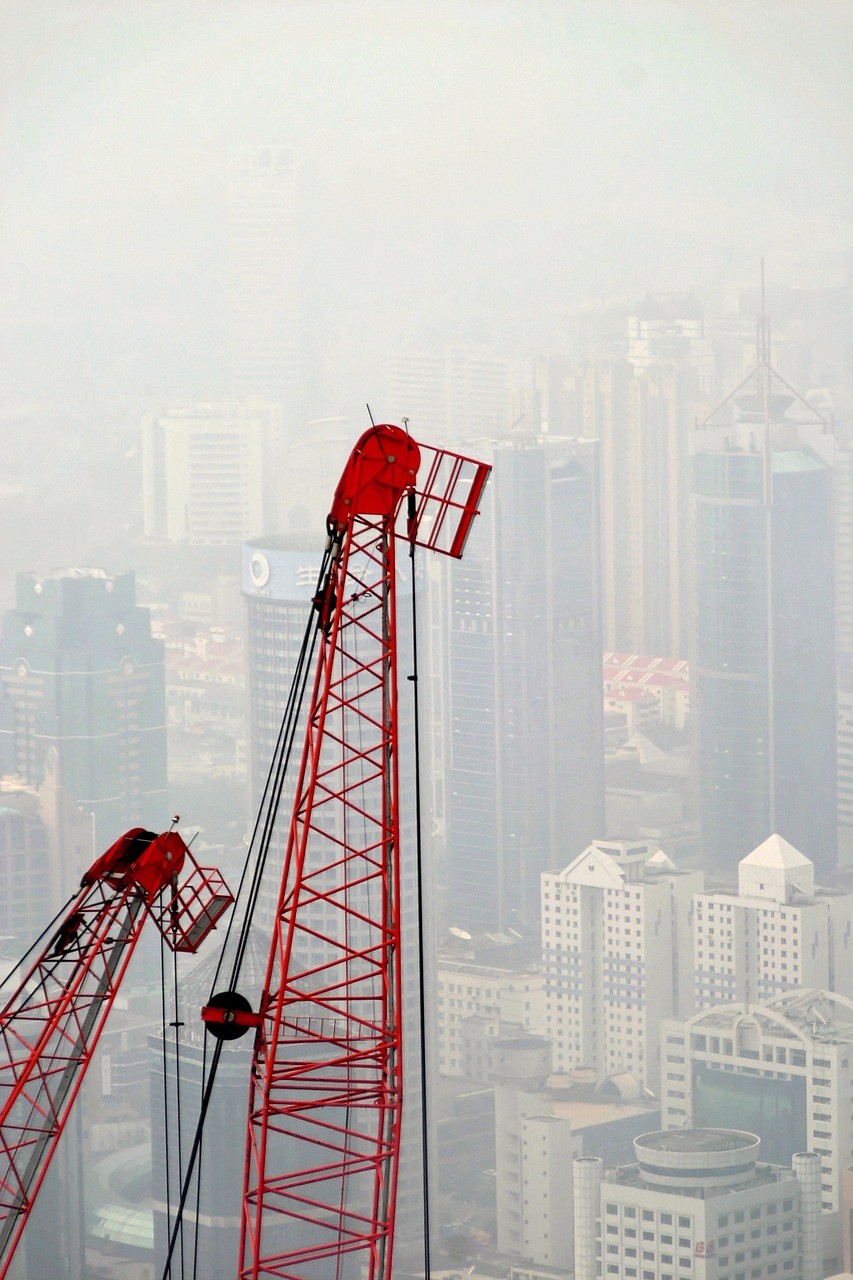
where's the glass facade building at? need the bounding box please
[0,568,167,853]
[694,437,836,877]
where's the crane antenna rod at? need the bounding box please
[409,521,433,1278]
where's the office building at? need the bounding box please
[574,1131,823,1280]
[0,770,94,948]
[661,989,853,1223]
[492,1037,660,1275]
[437,437,605,933]
[227,144,301,418]
[388,345,509,443]
[541,839,701,1092]
[581,355,706,658]
[142,400,284,546]
[693,834,853,1009]
[692,356,836,879]
[435,955,545,1081]
[0,568,167,858]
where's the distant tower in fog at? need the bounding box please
[227,145,301,421]
[581,350,706,659]
[142,400,285,545]
[388,346,509,443]
[437,437,605,932]
[692,310,836,880]
[0,569,167,858]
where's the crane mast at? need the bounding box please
[0,827,232,1278]
[232,424,490,1280]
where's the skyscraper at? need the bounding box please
[692,834,853,1009]
[227,145,301,420]
[142,400,285,546]
[692,349,836,879]
[581,354,706,658]
[541,839,701,1092]
[438,437,605,933]
[387,345,509,443]
[0,568,167,859]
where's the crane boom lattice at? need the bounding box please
[236,425,490,1280]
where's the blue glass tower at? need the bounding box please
[694,378,836,878]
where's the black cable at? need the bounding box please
[159,926,173,1280]
[408,510,432,1280]
[160,1037,225,1280]
[162,545,334,1280]
[172,946,186,1279]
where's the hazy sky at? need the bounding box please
[2,0,853,408]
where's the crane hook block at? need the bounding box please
[202,991,261,1040]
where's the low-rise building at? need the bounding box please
[574,1130,823,1280]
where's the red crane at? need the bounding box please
[203,424,490,1280]
[0,825,232,1278]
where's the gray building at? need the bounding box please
[439,437,605,933]
[692,361,836,879]
[0,567,167,856]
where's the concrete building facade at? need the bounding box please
[142,401,284,546]
[541,839,701,1091]
[574,1130,822,1280]
[660,990,853,1222]
[693,834,853,1009]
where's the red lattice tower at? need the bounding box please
[233,425,489,1280]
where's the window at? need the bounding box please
[678,1216,691,1228]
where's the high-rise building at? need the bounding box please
[0,568,167,856]
[436,437,605,934]
[573,1133,823,1280]
[660,989,853,1226]
[242,535,320,822]
[227,145,301,419]
[692,357,836,878]
[142,400,284,546]
[541,839,701,1092]
[0,768,94,948]
[692,834,853,1009]
[388,346,509,443]
[581,355,706,659]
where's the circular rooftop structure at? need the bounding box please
[634,1129,760,1189]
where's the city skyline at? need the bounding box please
[2,4,853,1279]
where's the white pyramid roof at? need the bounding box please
[740,833,811,870]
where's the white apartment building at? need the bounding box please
[693,834,853,1008]
[542,840,701,1092]
[435,957,544,1081]
[573,1131,822,1280]
[661,990,853,1225]
[142,401,284,546]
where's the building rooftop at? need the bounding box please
[740,832,812,871]
[637,1129,757,1155]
